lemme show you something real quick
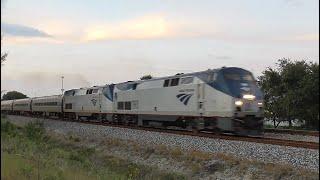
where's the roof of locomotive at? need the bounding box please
[31,94,62,99]
[70,66,251,91]
[105,68,221,86]
[106,66,251,86]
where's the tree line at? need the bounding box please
[259,58,319,130]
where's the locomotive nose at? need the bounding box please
[243,94,255,100]
[234,97,264,117]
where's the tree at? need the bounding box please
[2,91,28,100]
[140,75,152,80]
[259,58,319,130]
[1,51,7,65]
[1,36,7,66]
[299,62,319,129]
[1,0,8,66]
[258,68,284,128]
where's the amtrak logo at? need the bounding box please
[91,99,97,106]
[176,93,193,105]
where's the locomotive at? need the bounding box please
[1,67,264,135]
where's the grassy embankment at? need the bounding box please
[2,115,318,180]
[1,116,185,180]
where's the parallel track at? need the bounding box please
[264,128,319,137]
[37,116,319,150]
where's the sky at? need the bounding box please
[1,0,319,97]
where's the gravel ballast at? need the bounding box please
[5,115,319,171]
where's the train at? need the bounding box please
[1,67,264,135]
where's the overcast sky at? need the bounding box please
[1,0,319,97]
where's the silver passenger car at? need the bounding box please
[12,98,32,114]
[32,95,63,116]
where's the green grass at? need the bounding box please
[3,116,317,180]
[1,118,185,180]
[1,152,100,180]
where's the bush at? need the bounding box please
[24,121,45,141]
[1,113,7,118]
[170,147,183,159]
[1,120,18,137]
[68,148,95,166]
[69,151,85,163]
[19,164,34,179]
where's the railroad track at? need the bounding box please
[6,115,320,150]
[109,124,319,150]
[54,118,320,150]
[264,128,319,137]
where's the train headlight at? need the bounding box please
[243,94,255,100]
[258,102,263,106]
[235,100,243,106]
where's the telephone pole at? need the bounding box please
[61,76,64,95]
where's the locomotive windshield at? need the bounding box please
[223,73,254,81]
[208,67,263,100]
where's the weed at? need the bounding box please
[156,144,169,155]
[160,173,186,180]
[103,138,123,147]
[206,161,224,173]
[127,164,140,179]
[131,141,141,152]
[144,146,156,158]
[1,113,7,119]
[170,147,184,159]
[214,152,238,165]
[69,151,85,163]
[19,164,34,180]
[24,121,45,141]
[188,150,212,162]
[190,162,201,174]
[73,137,80,142]
[264,162,275,173]
[1,120,18,137]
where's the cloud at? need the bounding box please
[2,36,64,44]
[277,33,319,42]
[83,14,219,41]
[283,0,303,7]
[1,22,51,37]
[3,14,220,43]
[1,22,61,44]
[292,33,319,41]
[36,20,82,42]
[84,15,172,41]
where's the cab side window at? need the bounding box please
[86,89,94,94]
[170,78,179,86]
[163,78,180,87]
[163,79,170,87]
[118,102,124,110]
